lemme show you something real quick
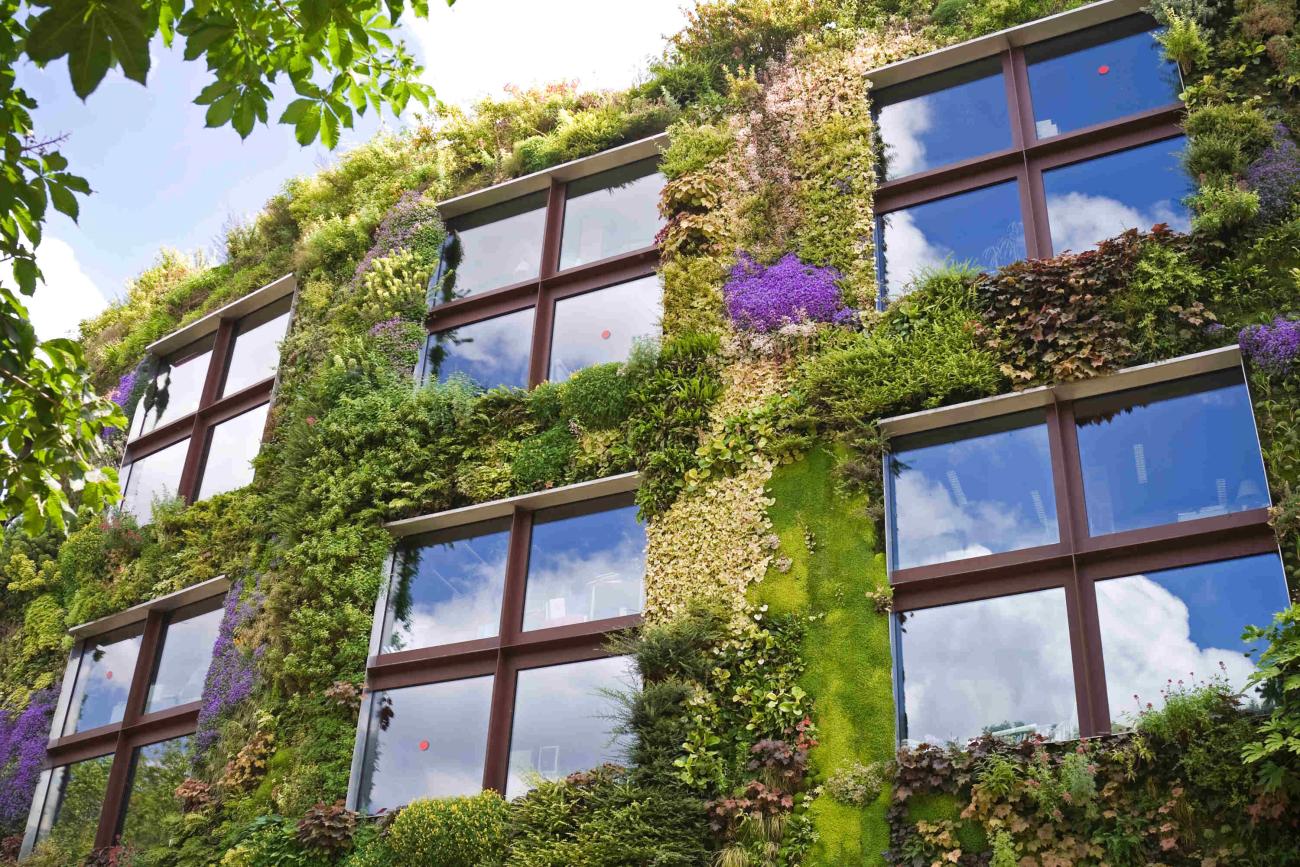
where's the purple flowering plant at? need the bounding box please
[0,688,57,831]
[723,252,852,333]
[353,189,442,284]
[101,360,150,442]
[1244,124,1300,223]
[1240,316,1300,375]
[194,580,264,756]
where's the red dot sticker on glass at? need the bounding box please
[418,740,429,752]
[105,671,113,680]
[600,329,612,340]
[1097,64,1110,75]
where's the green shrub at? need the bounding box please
[1190,180,1261,234]
[386,792,508,867]
[511,425,577,492]
[559,363,637,430]
[659,119,733,179]
[1157,10,1211,72]
[1184,104,1274,179]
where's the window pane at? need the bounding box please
[898,589,1078,746]
[877,58,1011,180]
[197,402,270,501]
[425,307,535,390]
[878,181,1025,299]
[560,159,665,269]
[145,604,222,713]
[888,412,1058,571]
[221,301,291,397]
[1074,371,1270,536]
[507,656,634,798]
[64,626,143,734]
[131,338,213,438]
[35,754,113,860]
[522,498,645,632]
[1097,554,1289,725]
[384,520,512,653]
[121,437,189,524]
[548,275,661,381]
[448,191,548,299]
[1043,136,1191,254]
[358,677,493,813]
[119,737,192,850]
[1027,17,1180,139]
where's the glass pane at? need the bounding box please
[358,677,493,813]
[522,498,645,632]
[888,412,1058,571]
[131,338,213,438]
[145,604,222,713]
[121,437,189,524]
[424,307,535,391]
[196,402,270,501]
[383,519,512,653]
[64,626,143,734]
[35,754,114,860]
[119,736,192,850]
[548,275,661,382]
[559,159,665,269]
[221,301,291,397]
[507,656,634,798]
[877,58,1011,180]
[1097,554,1289,726]
[1043,136,1191,254]
[878,181,1025,299]
[448,191,548,299]
[1027,17,1180,139]
[898,589,1078,746]
[1075,370,1270,536]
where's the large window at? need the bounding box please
[120,279,294,523]
[22,581,227,858]
[885,353,1287,745]
[350,481,643,812]
[873,14,1184,300]
[422,149,664,391]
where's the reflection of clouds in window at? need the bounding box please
[147,607,223,712]
[877,96,934,180]
[1046,191,1188,254]
[881,209,951,297]
[881,193,1025,298]
[523,534,645,629]
[121,437,189,524]
[67,634,142,733]
[899,589,1077,746]
[388,533,510,651]
[197,403,269,501]
[427,308,534,391]
[549,277,661,381]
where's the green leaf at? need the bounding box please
[319,104,340,149]
[205,91,237,127]
[294,103,322,146]
[25,2,84,64]
[279,97,315,124]
[182,22,233,61]
[48,181,79,221]
[193,80,233,105]
[68,25,113,99]
[232,97,255,138]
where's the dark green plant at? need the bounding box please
[511,425,578,492]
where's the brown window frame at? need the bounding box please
[349,475,642,808]
[23,578,231,856]
[882,349,1279,739]
[421,160,663,389]
[120,277,297,513]
[873,13,1184,304]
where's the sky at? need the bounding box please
[16,0,691,340]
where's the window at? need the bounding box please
[883,351,1286,743]
[424,143,663,389]
[350,480,643,812]
[119,276,295,523]
[873,14,1184,302]
[22,580,228,859]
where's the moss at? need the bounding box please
[751,447,894,865]
[905,793,990,853]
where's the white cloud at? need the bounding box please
[880,209,951,297]
[1046,191,1190,255]
[5,237,109,341]
[877,96,934,179]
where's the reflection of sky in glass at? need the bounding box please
[37,754,113,858]
[898,589,1078,746]
[560,160,665,269]
[197,402,269,500]
[425,307,534,391]
[1075,372,1270,536]
[549,276,661,381]
[131,344,211,437]
[1098,554,1288,724]
[877,59,1011,180]
[385,521,511,652]
[507,656,635,799]
[1044,137,1190,254]
[65,630,143,734]
[120,736,192,849]
[450,193,547,298]
[1027,21,1180,139]
[222,307,290,397]
[523,502,645,631]
[121,437,189,524]
[360,677,493,813]
[888,412,1058,571]
[146,607,222,713]
[879,181,1024,299]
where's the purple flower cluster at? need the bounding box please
[723,252,851,333]
[1244,124,1300,222]
[101,364,145,442]
[0,688,57,832]
[353,189,441,284]
[1240,316,1300,375]
[194,581,264,756]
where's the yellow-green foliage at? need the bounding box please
[354,250,430,324]
[751,448,895,866]
[386,792,509,867]
[905,792,989,854]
